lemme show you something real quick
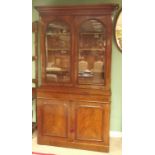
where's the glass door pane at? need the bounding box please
[78,19,106,85]
[45,20,71,83]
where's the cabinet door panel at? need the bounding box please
[74,16,109,88]
[74,102,104,142]
[39,99,69,138]
[42,16,74,85]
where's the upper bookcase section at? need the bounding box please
[35,4,118,89]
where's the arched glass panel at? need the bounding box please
[45,20,71,82]
[78,19,106,85]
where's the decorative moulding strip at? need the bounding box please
[35,4,119,16]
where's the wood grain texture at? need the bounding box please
[42,101,68,137]
[35,4,118,16]
[35,4,117,152]
[75,103,104,141]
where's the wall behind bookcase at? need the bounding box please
[32,0,122,132]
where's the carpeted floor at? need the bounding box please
[32,130,122,155]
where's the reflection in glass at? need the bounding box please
[78,19,106,85]
[45,21,71,82]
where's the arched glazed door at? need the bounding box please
[77,19,106,86]
[45,20,71,83]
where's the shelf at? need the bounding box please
[46,33,70,36]
[79,48,105,51]
[80,32,104,35]
[46,70,69,75]
[47,48,70,51]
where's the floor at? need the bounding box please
[32,131,122,155]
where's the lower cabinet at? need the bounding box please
[37,98,110,152]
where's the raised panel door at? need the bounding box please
[73,101,105,142]
[38,99,69,138]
